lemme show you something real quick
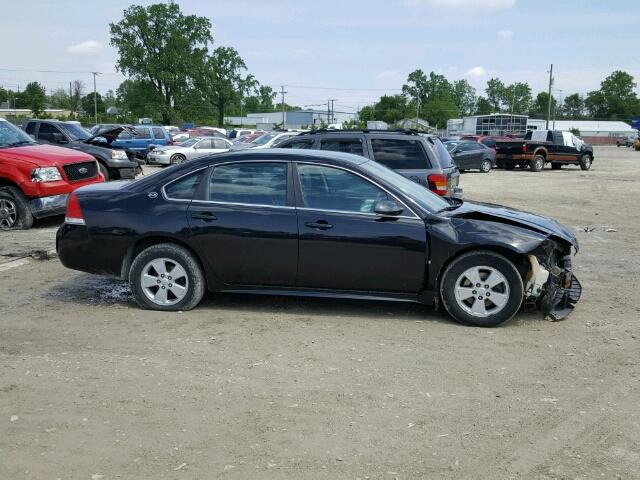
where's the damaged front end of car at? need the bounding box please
[523,239,582,321]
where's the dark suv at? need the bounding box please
[22,120,140,181]
[277,130,461,197]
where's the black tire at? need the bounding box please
[479,159,492,173]
[504,163,515,171]
[170,154,186,165]
[579,154,592,171]
[551,162,562,170]
[98,162,110,181]
[439,250,524,327]
[0,187,33,230]
[496,159,504,169]
[129,243,206,311]
[458,168,465,173]
[530,155,544,172]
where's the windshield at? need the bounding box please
[361,159,450,213]
[0,120,36,148]
[58,122,91,141]
[180,138,198,147]
[251,133,276,145]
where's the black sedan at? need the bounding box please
[57,149,581,327]
[445,140,496,173]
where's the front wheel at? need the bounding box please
[170,154,186,165]
[530,155,544,172]
[479,159,492,173]
[440,251,524,327]
[580,154,592,171]
[0,187,33,230]
[129,243,206,311]
[98,162,110,181]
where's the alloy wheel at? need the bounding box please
[140,258,189,306]
[453,266,510,317]
[0,198,17,229]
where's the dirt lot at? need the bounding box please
[1,146,639,479]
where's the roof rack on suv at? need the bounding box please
[299,128,422,136]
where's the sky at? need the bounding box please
[1,0,638,114]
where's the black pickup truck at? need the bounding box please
[495,130,594,172]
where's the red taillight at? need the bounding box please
[427,174,448,196]
[65,191,85,225]
[522,144,527,153]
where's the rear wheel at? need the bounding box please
[479,159,492,173]
[440,251,524,327]
[129,243,205,311]
[0,187,33,230]
[530,155,545,172]
[580,154,592,171]
[551,162,562,170]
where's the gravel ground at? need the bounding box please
[1,146,639,479]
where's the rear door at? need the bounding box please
[187,160,298,286]
[152,127,168,146]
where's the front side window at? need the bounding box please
[164,171,203,200]
[370,138,428,170]
[319,138,364,156]
[36,123,61,142]
[297,164,388,214]
[196,138,213,149]
[209,162,287,206]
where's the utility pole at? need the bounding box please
[509,88,516,133]
[415,95,421,130]
[92,72,100,125]
[280,85,287,129]
[69,81,73,113]
[329,99,337,124]
[327,100,331,126]
[546,64,553,129]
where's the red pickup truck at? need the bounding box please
[0,118,104,229]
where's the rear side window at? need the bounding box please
[213,138,229,149]
[370,138,428,170]
[280,139,314,149]
[320,138,364,156]
[36,123,61,142]
[209,162,287,206]
[152,127,166,139]
[134,127,151,139]
[164,171,203,200]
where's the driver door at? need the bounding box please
[294,163,427,293]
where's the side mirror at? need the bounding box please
[374,199,403,216]
[53,132,67,144]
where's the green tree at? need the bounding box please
[110,2,212,124]
[474,96,493,115]
[197,46,256,126]
[244,85,277,113]
[81,92,105,116]
[563,93,585,118]
[70,80,84,113]
[452,79,476,116]
[485,78,506,112]
[531,92,556,119]
[402,70,458,126]
[586,70,639,119]
[504,82,532,115]
[116,79,165,120]
[48,88,71,109]
[22,82,47,117]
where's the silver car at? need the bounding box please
[147,137,232,166]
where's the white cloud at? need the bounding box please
[66,40,103,56]
[465,66,487,77]
[403,0,515,9]
[497,29,514,40]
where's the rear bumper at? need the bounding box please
[29,193,68,219]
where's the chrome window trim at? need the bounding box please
[161,166,209,202]
[191,199,295,210]
[294,161,421,219]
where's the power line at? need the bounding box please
[285,84,402,92]
[0,67,122,77]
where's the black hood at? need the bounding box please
[443,200,579,250]
[86,126,134,144]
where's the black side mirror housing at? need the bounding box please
[374,199,403,216]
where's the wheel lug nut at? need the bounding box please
[484,284,489,289]
[486,292,490,297]
[161,274,165,278]
[478,296,483,300]
[472,290,477,294]
[157,280,161,284]
[161,286,165,289]
[476,283,481,287]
